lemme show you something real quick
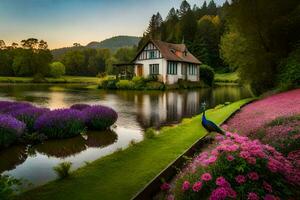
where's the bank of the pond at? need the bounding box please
[17,98,253,200]
[0,76,100,84]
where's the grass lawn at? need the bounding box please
[0,76,101,84]
[18,98,254,200]
[214,72,239,83]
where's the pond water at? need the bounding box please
[0,84,252,189]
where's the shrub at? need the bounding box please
[70,104,91,111]
[0,175,21,200]
[99,79,118,89]
[132,76,146,89]
[34,109,86,139]
[144,128,156,139]
[49,62,66,78]
[53,162,72,179]
[32,73,46,83]
[278,46,300,90]
[168,132,300,199]
[0,114,26,149]
[200,65,215,86]
[145,81,165,90]
[145,75,158,82]
[0,102,33,114]
[116,80,135,89]
[83,105,118,130]
[8,107,50,133]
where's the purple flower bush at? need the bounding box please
[0,114,26,148]
[83,105,118,130]
[0,102,33,114]
[165,132,300,200]
[70,104,91,111]
[8,107,50,133]
[34,109,86,139]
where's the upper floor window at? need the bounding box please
[167,61,178,75]
[149,64,159,75]
[149,51,156,59]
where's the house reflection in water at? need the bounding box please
[135,90,204,129]
[133,87,251,129]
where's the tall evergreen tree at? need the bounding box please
[178,0,191,18]
[207,0,217,15]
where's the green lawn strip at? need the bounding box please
[214,72,239,83]
[0,76,100,84]
[18,98,253,200]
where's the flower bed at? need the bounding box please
[9,107,50,133]
[164,132,300,200]
[83,105,118,130]
[0,100,118,147]
[0,115,25,149]
[250,115,300,156]
[224,89,300,135]
[34,109,86,139]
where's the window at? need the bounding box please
[181,64,187,75]
[149,64,159,75]
[167,62,178,75]
[188,64,198,75]
[149,51,155,59]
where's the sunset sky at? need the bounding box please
[0,0,226,49]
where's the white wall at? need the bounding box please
[134,60,200,84]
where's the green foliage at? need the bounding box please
[0,128,18,149]
[53,162,72,179]
[177,79,205,89]
[49,62,65,78]
[0,39,52,77]
[0,175,21,200]
[145,81,165,90]
[61,48,111,76]
[116,80,135,90]
[278,44,300,90]
[199,65,215,86]
[221,0,300,94]
[144,128,156,139]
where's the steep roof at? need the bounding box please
[133,39,201,64]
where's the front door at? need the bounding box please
[137,64,143,76]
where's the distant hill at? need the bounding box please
[51,35,140,59]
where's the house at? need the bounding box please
[132,39,201,84]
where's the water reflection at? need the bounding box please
[0,145,27,173]
[35,136,87,159]
[86,131,118,148]
[0,84,252,188]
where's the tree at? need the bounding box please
[21,38,39,49]
[11,43,18,49]
[207,0,217,15]
[49,62,65,78]
[73,43,81,47]
[38,40,48,50]
[178,0,191,18]
[62,50,85,75]
[0,40,6,49]
[221,0,300,94]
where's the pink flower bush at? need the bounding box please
[201,173,212,181]
[192,181,202,192]
[167,132,300,199]
[223,89,300,135]
[161,183,171,191]
[181,181,190,191]
[235,175,246,184]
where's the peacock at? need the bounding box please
[201,102,225,135]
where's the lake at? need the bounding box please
[0,84,252,189]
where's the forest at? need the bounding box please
[0,0,299,94]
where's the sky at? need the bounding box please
[0,0,226,49]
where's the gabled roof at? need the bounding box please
[133,39,201,64]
